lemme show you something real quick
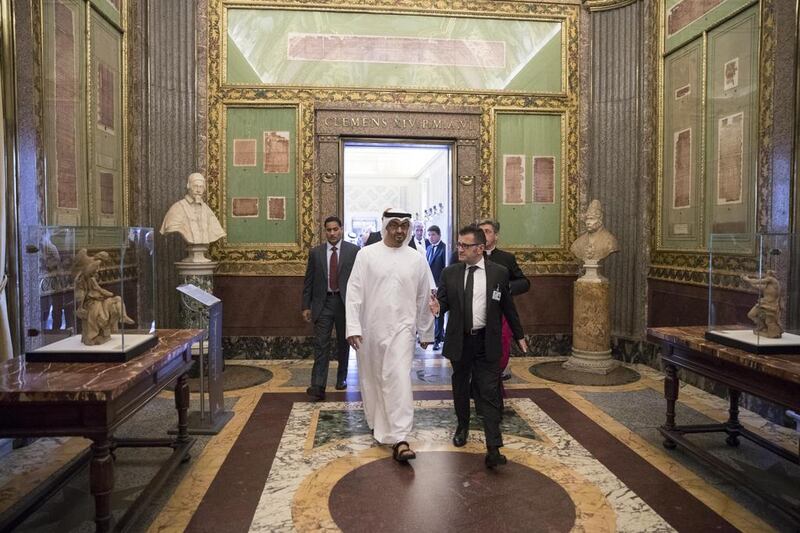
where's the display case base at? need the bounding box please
[705,329,800,355]
[26,334,159,362]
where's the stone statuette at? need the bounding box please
[73,249,135,345]
[741,270,783,338]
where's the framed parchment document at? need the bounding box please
[43,0,87,225]
[664,0,757,53]
[224,105,299,246]
[494,111,564,248]
[502,155,525,205]
[706,9,757,236]
[232,197,259,218]
[532,156,556,204]
[658,3,758,255]
[89,11,123,226]
[225,8,563,93]
[661,38,702,248]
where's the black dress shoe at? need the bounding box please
[306,386,325,401]
[485,446,507,468]
[432,342,442,351]
[335,380,347,390]
[452,426,468,447]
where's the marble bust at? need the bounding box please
[570,200,619,264]
[73,249,134,345]
[741,270,783,338]
[160,173,226,245]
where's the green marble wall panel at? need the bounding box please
[661,38,703,249]
[91,0,123,29]
[225,106,298,245]
[705,7,758,239]
[89,10,123,227]
[495,112,563,247]
[664,0,758,54]
[225,9,563,93]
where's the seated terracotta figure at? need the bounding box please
[73,249,135,345]
[741,270,783,338]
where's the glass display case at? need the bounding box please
[706,233,800,354]
[24,226,158,362]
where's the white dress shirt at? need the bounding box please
[413,238,427,256]
[326,240,341,292]
[465,258,487,329]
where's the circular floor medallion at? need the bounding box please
[530,361,640,386]
[328,451,576,533]
[188,365,272,392]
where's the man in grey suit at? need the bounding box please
[302,216,359,400]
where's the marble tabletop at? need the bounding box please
[647,326,800,383]
[0,329,204,403]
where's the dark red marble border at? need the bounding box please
[186,389,736,532]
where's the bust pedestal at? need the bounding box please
[563,261,619,375]
[175,245,217,354]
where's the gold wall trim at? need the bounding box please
[756,0,775,232]
[582,0,638,12]
[652,0,775,286]
[33,0,46,224]
[209,0,581,276]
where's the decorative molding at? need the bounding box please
[583,0,639,12]
[652,1,775,287]
[31,0,46,225]
[319,171,337,184]
[757,0,776,233]
[208,0,581,276]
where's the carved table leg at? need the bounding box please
[175,369,191,461]
[662,362,678,449]
[90,436,114,532]
[725,389,741,447]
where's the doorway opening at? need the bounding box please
[342,140,453,254]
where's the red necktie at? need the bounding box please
[329,246,339,291]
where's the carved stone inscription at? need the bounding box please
[316,109,481,139]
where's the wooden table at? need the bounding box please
[647,326,800,523]
[0,329,204,532]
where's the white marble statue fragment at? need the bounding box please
[160,173,226,246]
[569,199,619,264]
[73,249,134,345]
[160,172,226,263]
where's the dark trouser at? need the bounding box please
[450,329,504,448]
[434,313,445,343]
[310,294,349,390]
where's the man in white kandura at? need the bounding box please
[346,208,435,463]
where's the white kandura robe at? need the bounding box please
[345,241,435,444]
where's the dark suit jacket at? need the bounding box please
[436,261,524,362]
[302,241,359,321]
[410,237,430,251]
[449,247,530,296]
[364,231,382,246]
[426,241,446,286]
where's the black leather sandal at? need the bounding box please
[392,441,416,462]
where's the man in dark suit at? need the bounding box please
[426,225,447,350]
[450,220,530,379]
[432,224,528,468]
[409,221,430,253]
[477,219,530,380]
[302,216,359,400]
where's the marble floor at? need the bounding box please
[1,352,798,532]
